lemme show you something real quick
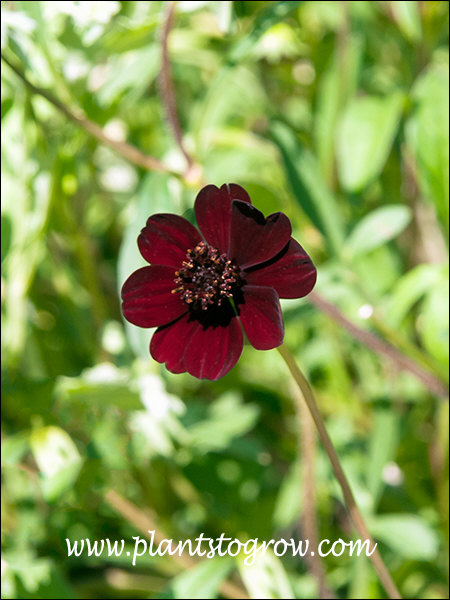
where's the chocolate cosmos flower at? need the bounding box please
[121,184,317,380]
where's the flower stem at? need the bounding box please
[277,344,402,600]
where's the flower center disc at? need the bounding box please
[173,241,240,311]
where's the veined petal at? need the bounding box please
[138,213,201,268]
[150,314,195,374]
[184,317,244,380]
[239,285,284,350]
[121,266,186,327]
[245,238,317,298]
[195,183,251,253]
[228,201,292,269]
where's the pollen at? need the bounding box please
[172,241,241,311]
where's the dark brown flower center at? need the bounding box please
[172,241,241,311]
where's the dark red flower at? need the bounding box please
[121,184,317,380]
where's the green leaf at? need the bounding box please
[30,426,83,502]
[406,60,449,229]
[97,45,160,106]
[98,18,159,54]
[187,393,259,453]
[385,264,443,326]
[1,431,29,466]
[1,212,12,263]
[192,65,266,152]
[345,205,412,256]
[5,550,74,598]
[366,409,400,506]
[229,1,302,63]
[4,550,52,595]
[336,93,404,192]
[389,1,422,42]
[211,1,233,34]
[272,461,302,529]
[1,97,14,120]
[57,364,142,410]
[237,550,295,600]
[172,557,234,600]
[420,276,449,364]
[269,121,345,256]
[371,514,439,560]
[314,35,363,184]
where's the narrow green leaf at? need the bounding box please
[385,264,442,326]
[1,97,14,120]
[229,1,302,63]
[212,1,233,34]
[30,426,83,502]
[1,212,12,263]
[389,1,422,42]
[1,431,29,466]
[345,204,412,256]
[98,19,159,54]
[191,65,266,152]
[420,276,449,364]
[57,378,142,410]
[406,61,449,229]
[172,557,234,600]
[366,409,400,506]
[187,393,259,453]
[314,35,363,184]
[336,93,404,192]
[371,514,439,560]
[272,461,302,529]
[269,121,345,256]
[97,45,160,106]
[237,551,295,600]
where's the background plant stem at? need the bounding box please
[1,51,179,178]
[309,291,448,396]
[296,389,335,598]
[159,0,194,170]
[105,490,248,600]
[278,345,402,600]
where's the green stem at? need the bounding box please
[277,345,402,600]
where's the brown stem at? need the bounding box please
[1,51,179,177]
[159,1,195,170]
[309,291,448,397]
[277,345,402,600]
[105,490,248,600]
[297,390,335,599]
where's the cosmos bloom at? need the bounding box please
[121,184,316,380]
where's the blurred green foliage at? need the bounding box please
[1,1,449,599]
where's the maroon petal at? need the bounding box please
[195,183,252,253]
[138,214,201,268]
[239,285,284,350]
[121,266,186,327]
[245,238,317,299]
[228,201,292,269]
[150,314,195,374]
[184,318,244,380]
